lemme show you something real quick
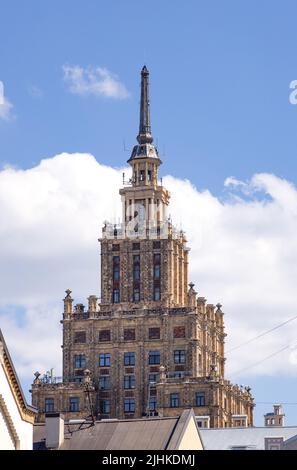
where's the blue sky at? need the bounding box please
[1,0,297,426]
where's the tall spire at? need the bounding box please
[137,65,153,144]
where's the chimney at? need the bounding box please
[45,413,64,449]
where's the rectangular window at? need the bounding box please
[124,352,135,366]
[45,398,54,413]
[133,287,140,303]
[112,244,120,251]
[99,353,111,367]
[148,374,159,384]
[113,256,120,281]
[124,329,136,341]
[149,351,160,365]
[149,397,157,411]
[124,375,136,389]
[133,255,140,280]
[100,400,111,414]
[74,354,86,369]
[112,289,120,303]
[153,241,161,249]
[170,393,180,408]
[74,331,86,343]
[153,286,161,301]
[196,391,206,407]
[140,170,145,182]
[153,253,161,301]
[149,327,160,340]
[133,242,140,250]
[124,398,135,413]
[69,397,79,412]
[174,350,186,364]
[99,376,111,390]
[99,329,111,342]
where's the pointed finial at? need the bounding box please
[137,65,153,144]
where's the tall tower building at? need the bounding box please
[31,67,254,428]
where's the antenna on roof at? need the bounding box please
[123,139,129,152]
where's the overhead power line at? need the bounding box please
[230,343,296,377]
[227,314,297,353]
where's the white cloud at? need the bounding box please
[0,81,13,120]
[63,65,130,99]
[1,153,297,387]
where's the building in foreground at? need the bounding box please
[0,329,37,450]
[33,408,202,450]
[31,66,254,428]
[200,405,296,450]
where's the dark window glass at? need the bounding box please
[112,244,120,251]
[124,375,135,389]
[99,353,111,367]
[133,242,140,250]
[99,329,111,342]
[45,398,54,413]
[153,241,161,249]
[196,392,206,407]
[69,397,79,412]
[113,256,120,286]
[74,354,86,369]
[74,331,86,343]
[100,400,111,414]
[174,350,186,364]
[149,327,160,340]
[99,376,111,390]
[133,255,140,281]
[124,399,135,413]
[149,351,160,365]
[124,352,135,366]
[170,393,179,408]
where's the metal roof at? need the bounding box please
[34,409,199,450]
[199,426,297,450]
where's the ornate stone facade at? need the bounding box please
[31,66,254,427]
